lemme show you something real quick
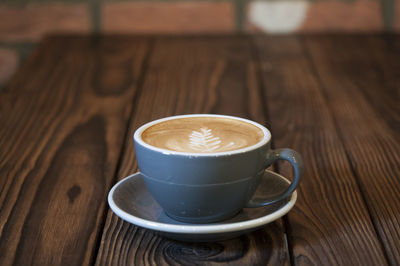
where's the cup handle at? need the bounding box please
[245,148,304,207]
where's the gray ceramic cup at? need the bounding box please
[134,114,303,223]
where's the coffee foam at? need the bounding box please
[141,117,264,153]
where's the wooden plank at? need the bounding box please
[0,36,149,265]
[304,35,400,265]
[95,36,290,266]
[342,35,399,134]
[253,36,388,265]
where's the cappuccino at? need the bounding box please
[141,116,264,153]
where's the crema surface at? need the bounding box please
[141,117,264,153]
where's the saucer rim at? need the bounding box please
[108,170,297,235]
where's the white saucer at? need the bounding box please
[108,170,297,242]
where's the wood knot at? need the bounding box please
[162,237,250,264]
[67,185,81,204]
[165,242,223,262]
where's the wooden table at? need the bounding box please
[0,35,399,266]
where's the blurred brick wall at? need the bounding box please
[0,0,399,88]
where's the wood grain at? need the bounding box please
[2,35,399,266]
[253,36,389,265]
[0,36,149,265]
[304,35,400,265]
[95,36,290,266]
[338,35,399,134]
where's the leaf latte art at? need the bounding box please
[141,117,264,153]
[189,128,234,152]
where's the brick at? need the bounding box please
[395,0,400,30]
[300,0,382,32]
[0,48,18,87]
[102,2,234,33]
[246,0,382,33]
[0,4,90,42]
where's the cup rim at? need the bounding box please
[134,114,271,157]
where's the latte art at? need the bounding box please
[141,117,264,153]
[189,127,233,152]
